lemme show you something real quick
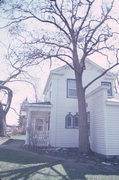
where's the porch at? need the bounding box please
[25,102,51,147]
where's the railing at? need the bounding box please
[37,131,49,146]
[29,130,49,147]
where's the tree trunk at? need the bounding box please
[0,86,13,137]
[75,72,90,154]
[0,103,6,136]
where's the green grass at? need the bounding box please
[11,135,26,140]
[0,135,26,145]
[0,137,10,145]
[0,148,119,180]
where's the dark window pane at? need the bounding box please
[69,89,77,97]
[65,113,73,128]
[67,79,77,98]
[67,117,71,126]
[101,82,112,96]
[73,113,79,128]
[74,117,78,127]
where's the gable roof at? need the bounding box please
[43,58,115,94]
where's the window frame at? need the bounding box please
[101,81,112,96]
[65,112,79,129]
[67,79,77,98]
[73,113,79,129]
[65,113,73,129]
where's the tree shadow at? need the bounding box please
[0,160,119,180]
[0,147,69,179]
[62,162,119,180]
[0,162,70,180]
[0,148,49,165]
[0,147,119,180]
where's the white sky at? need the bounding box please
[0,0,119,125]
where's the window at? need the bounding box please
[73,113,79,128]
[101,82,112,96]
[65,112,79,129]
[35,119,43,131]
[67,79,77,98]
[65,113,73,128]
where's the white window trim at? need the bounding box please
[67,79,77,98]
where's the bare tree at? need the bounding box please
[10,75,40,103]
[0,42,40,136]
[1,0,119,152]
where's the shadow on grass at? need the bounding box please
[0,148,119,180]
[0,148,45,165]
[62,162,119,180]
[0,163,70,180]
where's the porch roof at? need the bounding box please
[29,101,51,105]
[26,101,51,113]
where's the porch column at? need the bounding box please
[25,111,31,145]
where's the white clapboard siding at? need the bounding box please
[47,61,114,148]
[105,102,119,155]
[86,87,108,155]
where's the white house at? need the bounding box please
[24,59,119,156]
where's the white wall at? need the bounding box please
[87,87,119,156]
[48,70,79,147]
[86,87,108,155]
[105,102,119,155]
[45,62,115,148]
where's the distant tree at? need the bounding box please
[1,0,119,152]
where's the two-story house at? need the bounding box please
[24,59,119,156]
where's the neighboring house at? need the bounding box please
[24,59,119,156]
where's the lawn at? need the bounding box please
[0,135,26,145]
[0,137,10,145]
[11,135,26,140]
[0,147,119,180]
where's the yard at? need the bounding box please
[0,138,119,180]
[0,135,26,145]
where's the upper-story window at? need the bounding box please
[67,79,77,98]
[101,81,112,96]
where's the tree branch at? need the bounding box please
[0,85,13,115]
[84,63,119,90]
